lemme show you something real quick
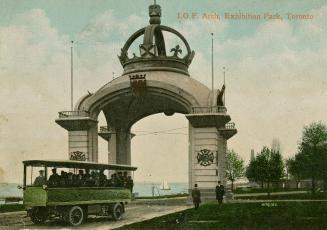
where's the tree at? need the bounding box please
[246,147,284,195]
[226,149,245,191]
[246,154,264,188]
[297,122,327,193]
[286,157,302,189]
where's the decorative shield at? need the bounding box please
[69,151,86,161]
[197,149,214,166]
[129,74,147,97]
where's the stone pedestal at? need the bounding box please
[55,111,98,162]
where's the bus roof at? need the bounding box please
[23,160,137,171]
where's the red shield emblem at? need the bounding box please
[129,74,147,97]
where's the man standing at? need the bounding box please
[215,181,225,204]
[191,184,201,209]
[33,170,45,186]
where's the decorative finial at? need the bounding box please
[149,1,161,24]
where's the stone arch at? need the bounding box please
[77,71,212,119]
[56,2,237,202]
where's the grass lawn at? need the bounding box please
[118,202,327,230]
[234,187,308,194]
[0,204,24,213]
[236,191,327,200]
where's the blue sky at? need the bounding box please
[0,0,326,182]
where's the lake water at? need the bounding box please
[0,182,188,203]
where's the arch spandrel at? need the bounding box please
[76,71,212,118]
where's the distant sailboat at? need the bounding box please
[160,181,171,190]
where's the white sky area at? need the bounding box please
[0,2,327,183]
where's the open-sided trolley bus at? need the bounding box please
[22,159,137,226]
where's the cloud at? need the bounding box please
[0,3,327,182]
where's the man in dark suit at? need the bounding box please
[48,168,60,187]
[215,180,225,204]
[191,184,201,209]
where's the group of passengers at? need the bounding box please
[33,168,134,192]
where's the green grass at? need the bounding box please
[236,191,327,200]
[233,187,308,194]
[118,202,327,230]
[135,193,188,199]
[0,204,24,213]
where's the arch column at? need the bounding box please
[186,110,231,201]
[98,125,135,165]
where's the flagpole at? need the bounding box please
[211,33,214,106]
[223,66,226,106]
[71,40,74,111]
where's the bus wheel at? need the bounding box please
[111,203,123,221]
[67,206,84,226]
[30,207,47,224]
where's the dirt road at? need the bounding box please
[0,199,191,229]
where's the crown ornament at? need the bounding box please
[118,2,195,76]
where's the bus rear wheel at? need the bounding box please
[66,206,84,226]
[111,203,124,221]
[30,207,47,224]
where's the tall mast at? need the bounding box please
[223,66,226,106]
[211,33,214,106]
[70,40,74,111]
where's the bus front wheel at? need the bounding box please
[111,203,124,221]
[66,206,84,226]
[30,207,48,224]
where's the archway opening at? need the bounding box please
[131,113,189,197]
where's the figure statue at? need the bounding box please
[216,84,225,106]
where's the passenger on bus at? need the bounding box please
[99,169,107,187]
[72,173,79,187]
[126,176,134,192]
[107,174,117,187]
[48,168,60,187]
[83,169,95,187]
[66,172,74,187]
[94,172,100,187]
[77,170,84,186]
[59,171,68,187]
[123,171,128,187]
[33,170,46,186]
[117,172,124,187]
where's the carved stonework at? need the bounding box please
[170,45,182,57]
[140,44,156,57]
[197,149,215,166]
[118,48,128,65]
[129,74,147,97]
[70,151,86,161]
